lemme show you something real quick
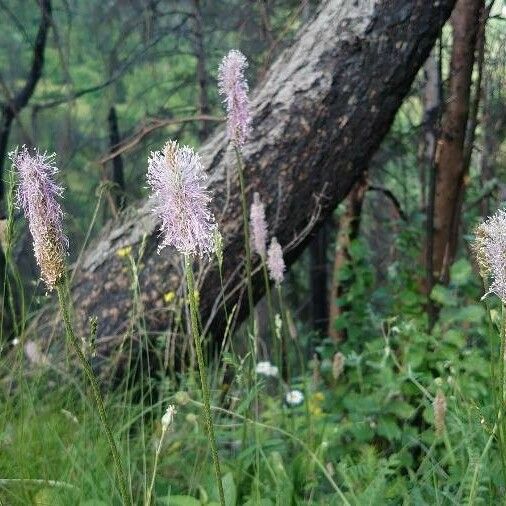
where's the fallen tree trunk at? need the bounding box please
[39,0,455,352]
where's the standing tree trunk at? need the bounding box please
[0,0,52,203]
[420,49,442,328]
[38,0,456,355]
[309,222,329,336]
[432,0,483,284]
[107,106,126,212]
[192,0,211,142]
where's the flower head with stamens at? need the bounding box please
[250,192,268,258]
[267,237,285,286]
[10,146,67,290]
[218,49,251,148]
[474,209,506,302]
[147,140,217,258]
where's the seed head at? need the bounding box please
[10,146,67,290]
[147,140,217,258]
[474,210,506,301]
[250,192,268,258]
[332,352,345,380]
[433,389,447,437]
[218,49,251,148]
[267,237,285,285]
[161,404,177,431]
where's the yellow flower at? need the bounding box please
[164,291,176,304]
[309,392,324,417]
[116,245,132,258]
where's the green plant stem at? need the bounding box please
[191,399,351,506]
[498,304,506,484]
[234,147,255,319]
[184,256,225,506]
[276,285,289,383]
[234,146,261,499]
[468,409,501,505]
[146,426,168,506]
[56,282,131,506]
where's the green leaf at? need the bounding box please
[376,417,402,440]
[430,284,458,306]
[222,472,237,506]
[450,258,473,286]
[158,495,201,506]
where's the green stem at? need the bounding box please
[234,146,261,497]
[468,409,501,505]
[56,282,131,506]
[234,147,255,319]
[499,304,506,484]
[276,285,289,384]
[184,256,225,506]
[146,426,168,506]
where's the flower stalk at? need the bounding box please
[184,256,225,506]
[56,280,131,506]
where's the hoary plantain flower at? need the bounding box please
[10,146,67,290]
[474,210,506,302]
[218,49,251,148]
[267,237,285,286]
[250,192,268,258]
[147,140,217,258]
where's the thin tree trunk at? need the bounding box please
[420,47,442,328]
[448,2,489,246]
[418,52,441,212]
[328,174,367,342]
[107,106,126,212]
[37,0,456,354]
[192,0,211,142]
[309,222,329,336]
[432,0,483,283]
[0,0,52,202]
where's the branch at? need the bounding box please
[96,114,224,165]
[367,185,408,221]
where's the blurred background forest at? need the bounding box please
[2,0,506,505]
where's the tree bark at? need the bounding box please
[431,0,483,283]
[39,0,455,352]
[309,222,329,336]
[107,106,126,212]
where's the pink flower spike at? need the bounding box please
[475,209,506,302]
[218,49,251,148]
[250,192,268,258]
[147,140,217,258]
[10,146,68,290]
[267,237,285,286]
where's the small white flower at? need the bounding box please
[255,361,279,377]
[285,389,304,406]
[11,337,20,346]
[161,405,177,430]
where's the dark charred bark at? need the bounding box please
[309,223,329,336]
[0,0,52,201]
[37,0,456,356]
[107,106,126,212]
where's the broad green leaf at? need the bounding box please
[430,284,458,306]
[450,258,473,286]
